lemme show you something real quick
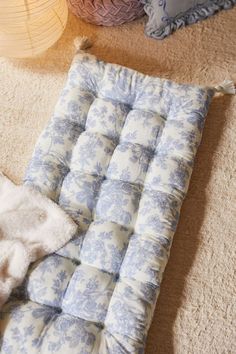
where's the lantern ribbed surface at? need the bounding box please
[0,0,68,58]
[68,0,145,26]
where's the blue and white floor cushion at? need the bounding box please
[0,41,234,353]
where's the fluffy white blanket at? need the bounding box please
[0,173,77,308]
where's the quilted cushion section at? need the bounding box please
[0,52,214,353]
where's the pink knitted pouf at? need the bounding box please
[68,0,145,26]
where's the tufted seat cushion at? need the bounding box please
[68,0,145,26]
[0,51,214,353]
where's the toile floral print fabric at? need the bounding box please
[0,51,214,353]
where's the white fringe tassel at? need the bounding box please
[74,36,92,52]
[214,80,236,95]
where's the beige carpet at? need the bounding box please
[0,7,236,354]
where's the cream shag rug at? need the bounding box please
[0,8,235,354]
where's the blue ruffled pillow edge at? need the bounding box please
[141,0,236,39]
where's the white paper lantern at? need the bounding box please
[0,0,68,58]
